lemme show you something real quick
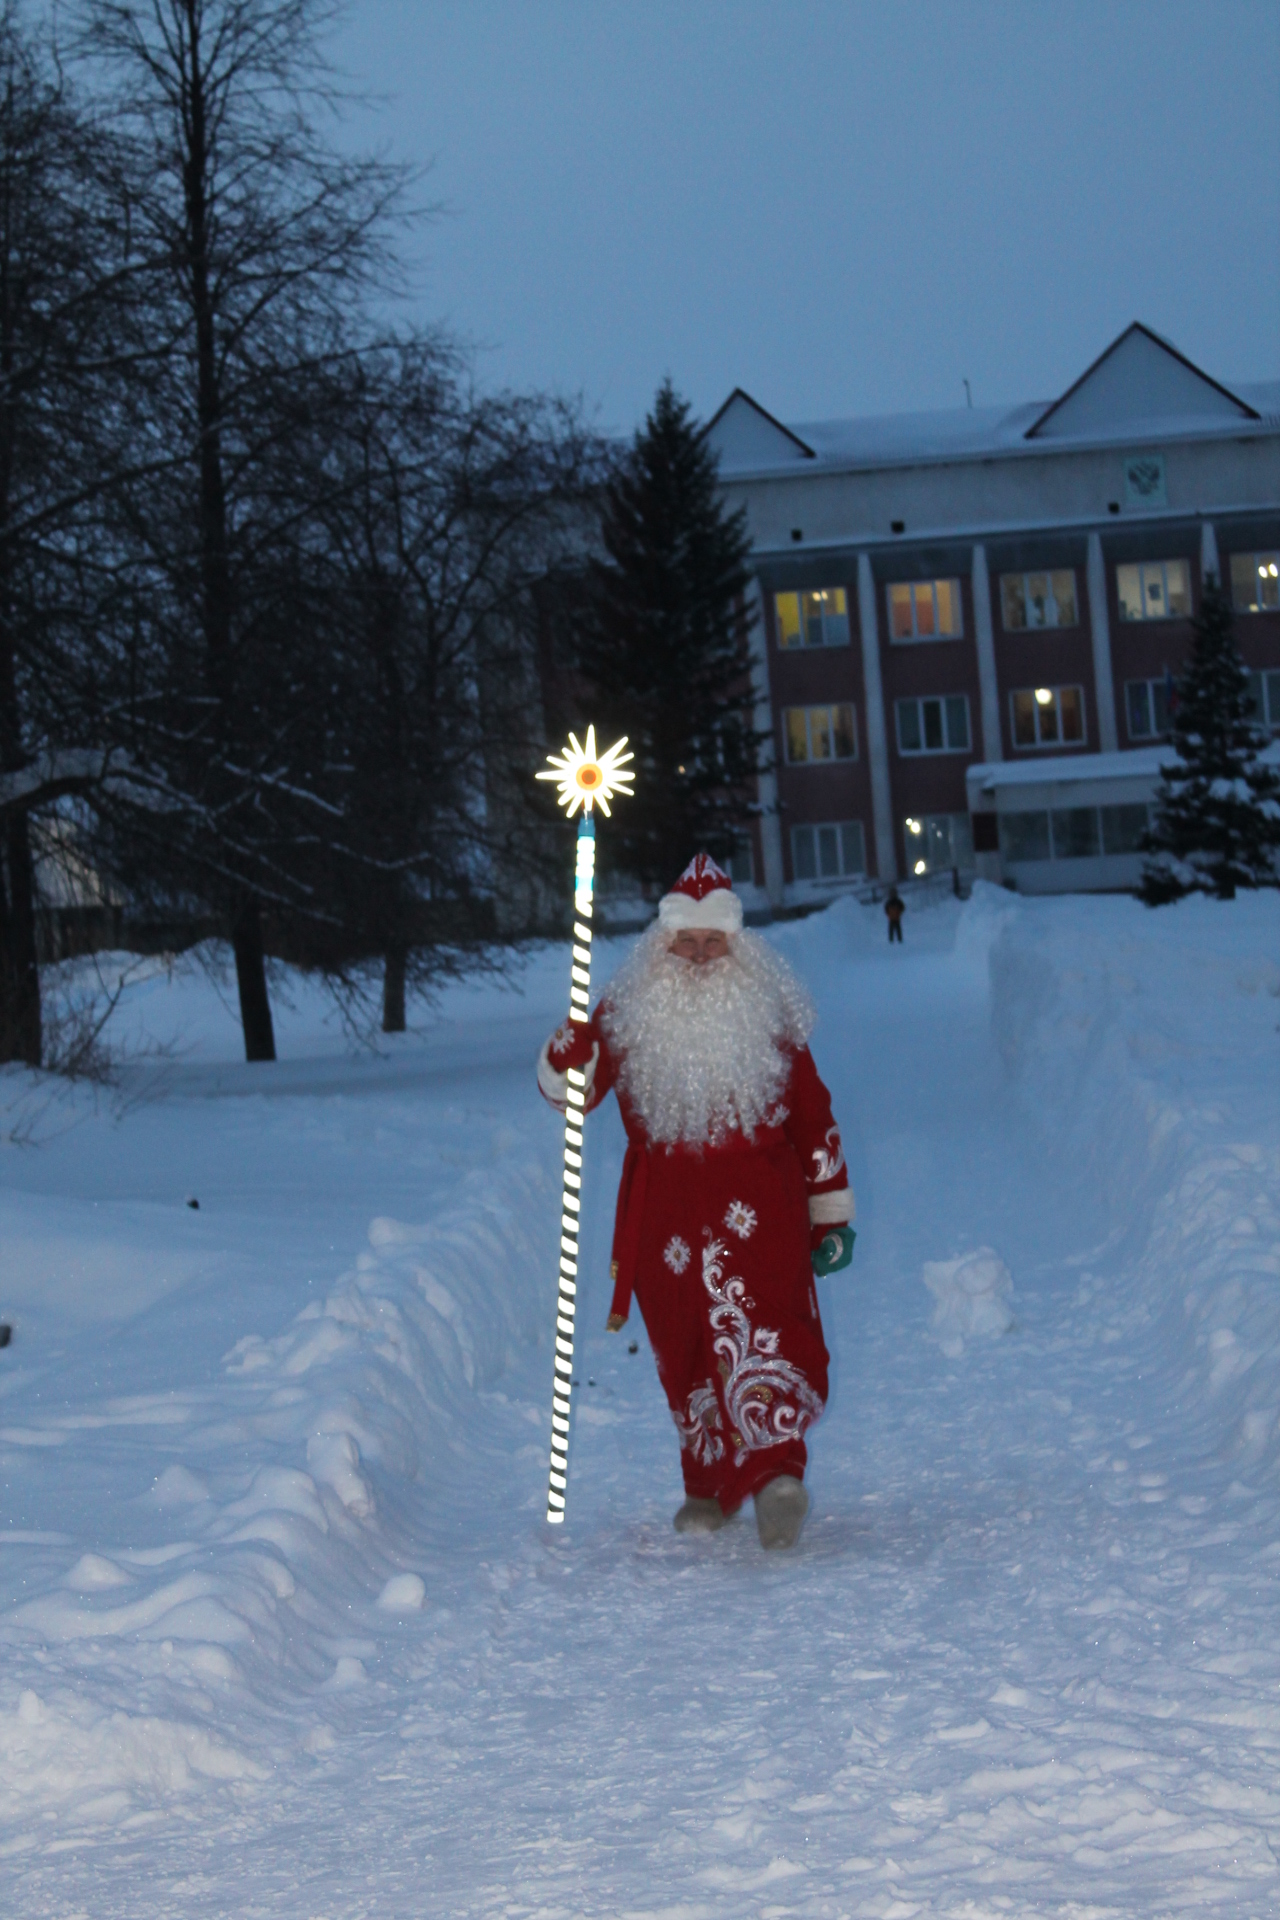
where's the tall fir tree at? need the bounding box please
[578,379,759,888]
[1141,575,1280,903]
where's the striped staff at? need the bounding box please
[535,729,635,1522]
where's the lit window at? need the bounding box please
[1230,553,1280,614]
[1116,559,1191,621]
[1246,669,1280,731]
[895,695,970,755]
[1125,677,1174,740]
[1000,570,1078,631]
[887,577,963,642]
[775,588,850,649]
[791,820,866,881]
[1011,685,1086,748]
[782,704,857,763]
[902,812,974,875]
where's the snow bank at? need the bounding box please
[987,887,1280,1463]
[0,1137,556,1834]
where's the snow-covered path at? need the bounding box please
[2,895,1280,1916]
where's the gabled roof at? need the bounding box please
[704,387,815,467]
[1025,322,1260,439]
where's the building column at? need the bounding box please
[743,577,785,908]
[857,552,898,882]
[971,543,1003,762]
[1086,531,1119,753]
[1200,519,1219,588]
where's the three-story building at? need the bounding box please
[708,323,1280,903]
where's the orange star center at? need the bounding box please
[576,764,603,790]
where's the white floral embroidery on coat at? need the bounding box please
[672,1381,724,1465]
[723,1198,757,1240]
[700,1236,823,1466]
[810,1124,845,1185]
[663,1235,691,1275]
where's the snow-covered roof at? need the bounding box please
[966,748,1173,794]
[708,324,1280,479]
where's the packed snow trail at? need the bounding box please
[1,893,1279,1915]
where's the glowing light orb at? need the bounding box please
[537,726,635,818]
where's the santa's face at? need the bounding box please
[669,928,730,966]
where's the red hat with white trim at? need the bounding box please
[657,852,744,936]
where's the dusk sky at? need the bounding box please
[330,1,1280,436]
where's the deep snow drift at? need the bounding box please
[0,886,1278,1916]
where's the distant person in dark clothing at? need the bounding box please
[884,889,904,944]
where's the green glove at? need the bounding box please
[812,1225,855,1275]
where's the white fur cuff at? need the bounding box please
[658,890,743,935]
[809,1187,854,1226]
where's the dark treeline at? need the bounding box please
[0,0,603,1063]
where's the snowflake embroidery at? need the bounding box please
[664,1235,691,1275]
[547,1024,575,1060]
[753,1327,779,1354]
[723,1198,758,1241]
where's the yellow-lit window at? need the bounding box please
[1011,685,1086,748]
[1116,559,1191,621]
[1000,569,1078,630]
[783,704,857,763]
[775,587,848,648]
[887,577,963,641]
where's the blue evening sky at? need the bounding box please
[330,1,1280,435]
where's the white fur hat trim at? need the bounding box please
[658,888,743,934]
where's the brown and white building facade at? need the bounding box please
[708,323,1280,903]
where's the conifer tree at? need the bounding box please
[578,379,760,888]
[1141,575,1280,903]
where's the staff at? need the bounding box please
[535,728,634,1522]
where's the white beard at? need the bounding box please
[599,925,815,1148]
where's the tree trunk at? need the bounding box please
[232,897,276,1062]
[382,941,406,1033]
[0,814,41,1065]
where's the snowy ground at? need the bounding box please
[1,886,1279,1917]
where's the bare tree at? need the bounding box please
[303,339,599,1030]
[0,5,144,1065]
[80,0,414,1060]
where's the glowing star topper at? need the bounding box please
[537,726,634,818]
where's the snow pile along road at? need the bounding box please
[991,885,1280,1467]
[0,1044,556,1838]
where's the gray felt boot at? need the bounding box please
[673,1496,727,1534]
[753,1475,809,1550]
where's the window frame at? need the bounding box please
[1010,684,1087,750]
[781,702,858,765]
[999,568,1079,632]
[1230,552,1280,615]
[886,576,964,644]
[774,587,851,651]
[1115,557,1192,623]
[1124,676,1174,741]
[894,692,971,756]
[791,819,867,883]
[1000,803,1151,863]
[1246,668,1280,731]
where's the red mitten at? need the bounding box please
[546,1020,596,1072]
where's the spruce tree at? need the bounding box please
[1141,575,1280,903]
[578,379,760,889]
